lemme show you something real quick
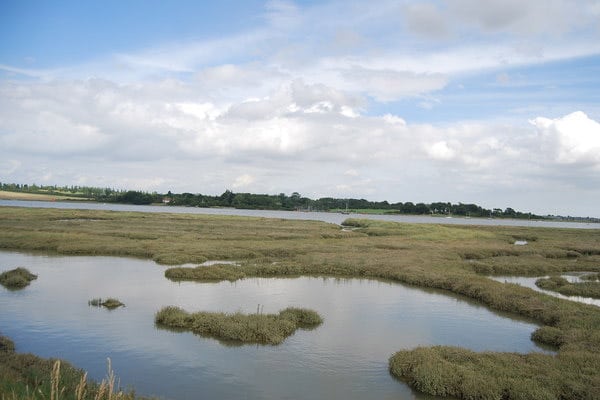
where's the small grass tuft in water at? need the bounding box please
[88,297,125,309]
[155,306,322,345]
[0,267,37,289]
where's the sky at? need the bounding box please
[1,0,600,217]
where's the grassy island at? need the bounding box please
[1,207,600,399]
[535,276,600,299]
[0,267,37,289]
[155,306,322,345]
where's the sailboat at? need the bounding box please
[341,200,350,214]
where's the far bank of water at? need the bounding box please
[1,199,598,229]
[1,250,551,400]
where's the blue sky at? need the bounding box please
[1,0,600,217]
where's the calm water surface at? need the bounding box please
[1,251,551,399]
[2,199,598,229]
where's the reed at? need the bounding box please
[0,336,147,399]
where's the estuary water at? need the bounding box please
[0,250,551,400]
[1,199,598,229]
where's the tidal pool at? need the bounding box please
[1,250,551,399]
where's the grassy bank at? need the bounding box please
[0,336,144,399]
[155,306,322,345]
[536,276,600,299]
[0,267,37,289]
[1,207,600,398]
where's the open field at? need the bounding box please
[1,207,600,398]
[0,190,92,202]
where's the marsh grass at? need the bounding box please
[536,276,600,299]
[155,306,322,345]
[0,336,144,399]
[389,346,595,400]
[88,298,125,309]
[2,207,600,398]
[581,273,600,281]
[0,267,37,289]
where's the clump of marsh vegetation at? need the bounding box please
[536,276,600,299]
[88,297,125,309]
[155,306,322,345]
[0,335,147,399]
[0,267,37,289]
[389,345,598,400]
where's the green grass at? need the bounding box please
[1,207,600,398]
[0,267,37,289]
[389,346,597,400]
[536,276,600,299]
[0,336,146,399]
[155,306,322,345]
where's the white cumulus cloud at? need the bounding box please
[531,111,600,165]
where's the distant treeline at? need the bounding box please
[167,190,544,219]
[0,181,565,220]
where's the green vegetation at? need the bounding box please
[581,273,600,281]
[166,264,246,281]
[0,267,37,289]
[155,306,322,345]
[88,298,125,309]
[389,346,596,399]
[0,335,144,399]
[2,181,573,219]
[1,207,600,398]
[536,276,600,299]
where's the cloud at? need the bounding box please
[340,67,448,101]
[403,3,450,39]
[0,159,21,175]
[2,1,600,216]
[531,111,600,165]
[427,141,458,161]
[447,0,582,36]
[232,174,256,189]
[1,76,598,215]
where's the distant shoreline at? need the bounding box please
[1,198,598,230]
